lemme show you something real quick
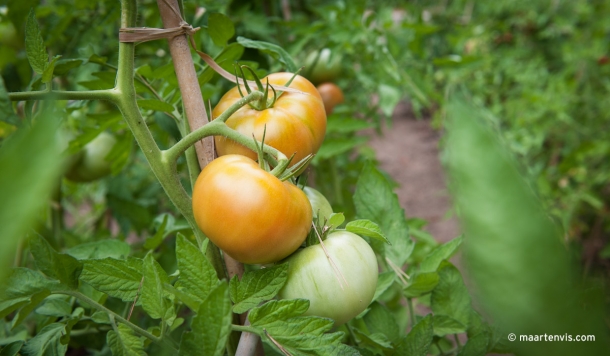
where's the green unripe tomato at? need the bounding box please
[304,49,342,85]
[66,132,117,182]
[303,186,333,223]
[278,231,378,326]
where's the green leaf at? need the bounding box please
[175,234,218,311]
[41,55,61,84]
[326,117,374,134]
[346,220,390,244]
[21,323,68,356]
[363,302,400,344]
[35,298,72,318]
[327,213,344,229]
[53,59,83,75]
[29,234,83,289]
[432,314,466,336]
[0,268,62,319]
[378,84,402,117]
[457,331,489,356]
[179,283,232,356]
[0,113,64,282]
[91,311,111,324]
[80,257,143,301]
[237,36,297,72]
[137,99,175,113]
[107,324,146,356]
[0,77,19,126]
[66,240,131,260]
[430,263,471,326]
[25,9,48,74]
[404,272,439,298]
[419,236,462,273]
[208,13,235,47]
[141,254,172,320]
[313,137,368,162]
[354,162,413,266]
[353,328,393,350]
[249,299,310,325]
[372,272,395,302]
[144,214,169,250]
[11,290,50,328]
[230,264,288,314]
[0,341,24,356]
[393,314,433,356]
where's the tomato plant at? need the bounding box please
[65,131,117,182]
[304,186,333,222]
[192,155,312,264]
[278,231,378,326]
[213,72,326,167]
[316,82,345,115]
[304,48,342,85]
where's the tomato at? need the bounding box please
[304,49,342,85]
[192,155,312,264]
[278,231,378,326]
[316,83,344,115]
[303,186,333,223]
[66,132,117,182]
[213,73,326,167]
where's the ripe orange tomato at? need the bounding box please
[192,155,312,264]
[213,73,326,166]
[316,82,344,115]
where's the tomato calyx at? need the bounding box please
[233,64,301,111]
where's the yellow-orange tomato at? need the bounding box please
[316,82,344,115]
[192,155,312,264]
[213,73,326,166]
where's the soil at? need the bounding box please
[367,102,460,244]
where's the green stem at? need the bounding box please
[407,298,416,329]
[8,89,116,102]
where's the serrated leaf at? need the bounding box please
[208,13,235,47]
[107,324,146,356]
[137,99,174,113]
[249,299,309,325]
[175,234,218,311]
[373,271,395,302]
[457,331,489,356]
[20,323,68,356]
[363,302,400,344]
[41,55,61,84]
[0,77,19,126]
[66,240,131,260]
[141,254,171,320]
[420,236,463,273]
[25,9,48,75]
[230,264,288,314]
[237,36,297,72]
[433,314,466,336]
[393,314,433,356]
[327,213,345,229]
[404,272,439,298]
[431,263,471,326]
[179,283,232,356]
[354,162,413,266]
[80,257,143,301]
[0,268,62,319]
[346,220,390,244]
[29,234,83,289]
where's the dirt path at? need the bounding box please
[368,103,460,244]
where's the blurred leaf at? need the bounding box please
[419,237,462,273]
[137,99,174,113]
[53,59,83,76]
[107,324,146,356]
[354,162,413,266]
[25,9,47,74]
[66,240,131,260]
[0,268,61,319]
[80,257,143,301]
[0,77,19,126]
[29,234,83,289]
[35,298,71,318]
[431,263,471,326]
[0,341,24,356]
[313,137,368,163]
[230,264,288,314]
[237,36,297,72]
[175,234,219,311]
[393,314,433,356]
[457,332,489,356]
[378,84,401,117]
[326,117,374,134]
[208,13,235,47]
[346,219,389,244]
[372,272,395,302]
[404,271,439,298]
[432,314,466,336]
[20,323,68,356]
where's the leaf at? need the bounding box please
[141,254,171,320]
[11,290,50,328]
[53,59,83,75]
[107,324,146,356]
[313,137,368,162]
[0,268,61,319]
[249,299,310,325]
[403,272,439,298]
[372,271,395,302]
[66,240,131,260]
[354,162,413,266]
[35,298,72,318]
[230,264,288,314]
[237,36,297,72]
[430,263,471,326]
[41,55,61,84]
[80,257,143,301]
[25,9,48,74]
[353,328,393,350]
[20,323,68,356]
[432,314,466,336]
[0,77,19,126]
[346,219,390,244]
[137,99,175,113]
[457,331,489,356]
[326,117,374,134]
[0,113,64,282]
[378,84,402,117]
[175,234,218,311]
[363,302,400,344]
[29,234,83,289]
[208,13,235,47]
[393,314,433,356]
[0,341,24,356]
[179,283,232,356]
[327,213,345,229]
[419,236,463,273]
